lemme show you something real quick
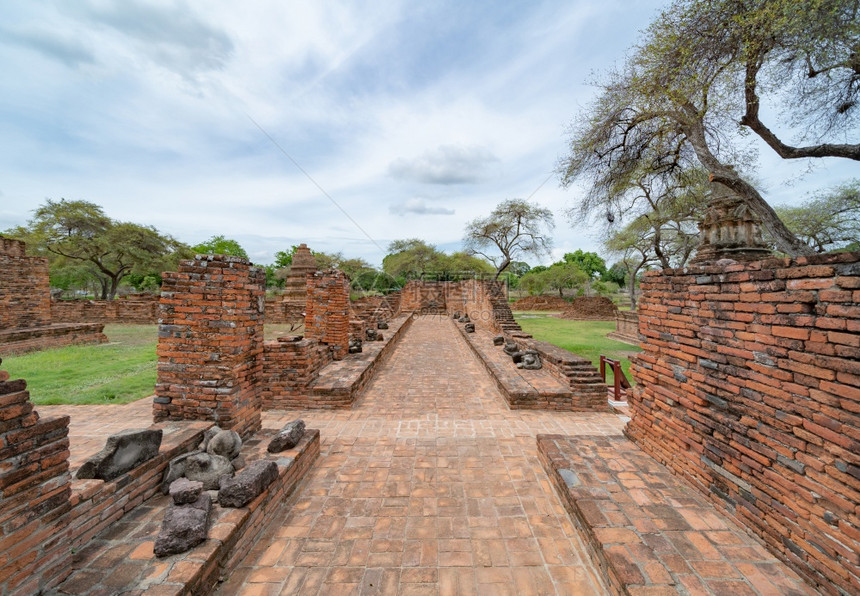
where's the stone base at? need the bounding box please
[52,428,320,595]
[0,323,108,355]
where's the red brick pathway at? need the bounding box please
[227,316,625,594]
[40,316,627,594]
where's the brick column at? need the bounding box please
[155,255,265,438]
[304,270,350,360]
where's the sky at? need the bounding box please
[0,0,856,268]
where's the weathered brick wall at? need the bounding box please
[607,310,640,344]
[351,291,401,323]
[155,255,265,438]
[0,363,73,594]
[51,297,160,324]
[627,252,859,594]
[399,281,448,313]
[0,236,52,330]
[305,270,349,360]
[0,323,108,356]
[260,338,333,409]
[449,280,522,334]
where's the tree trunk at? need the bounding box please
[681,107,814,257]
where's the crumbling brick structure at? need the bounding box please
[154,255,265,438]
[0,362,72,594]
[0,236,106,354]
[628,251,860,594]
[304,270,350,360]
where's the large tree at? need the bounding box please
[559,0,859,257]
[775,179,860,252]
[382,239,447,280]
[463,199,555,279]
[19,199,181,299]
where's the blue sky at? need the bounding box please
[0,1,855,268]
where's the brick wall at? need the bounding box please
[607,310,640,344]
[51,296,160,325]
[0,236,52,330]
[305,270,349,360]
[259,338,333,409]
[154,255,265,438]
[0,363,72,594]
[350,291,401,323]
[627,252,859,594]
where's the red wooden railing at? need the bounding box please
[600,355,631,402]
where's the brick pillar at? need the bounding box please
[0,236,52,329]
[304,270,349,360]
[0,362,72,594]
[155,255,265,438]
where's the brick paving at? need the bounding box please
[222,316,624,594]
[38,316,626,594]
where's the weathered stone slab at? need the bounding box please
[154,494,212,557]
[76,428,163,481]
[218,459,279,508]
[169,478,203,505]
[268,419,306,453]
[161,450,201,494]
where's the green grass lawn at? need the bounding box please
[513,311,641,385]
[3,325,158,405]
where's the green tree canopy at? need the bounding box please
[11,199,183,299]
[559,250,607,279]
[192,235,248,259]
[463,199,555,279]
[382,239,447,280]
[775,179,860,253]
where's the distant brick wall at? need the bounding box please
[607,310,639,344]
[351,291,401,323]
[0,365,72,595]
[0,236,52,330]
[155,255,265,438]
[51,297,160,325]
[400,281,448,313]
[627,252,860,594]
[305,270,349,360]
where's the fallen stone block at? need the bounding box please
[154,494,211,557]
[184,453,233,490]
[169,478,203,505]
[161,450,201,494]
[206,429,242,460]
[218,460,279,508]
[493,336,505,346]
[76,428,163,481]
[267,419,306,453]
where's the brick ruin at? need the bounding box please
[155,255,266,438]
[0,236,107,354]
[304,270,350,360]
[628,250,859,592]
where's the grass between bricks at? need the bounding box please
[513,311,641,385]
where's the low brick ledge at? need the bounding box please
[0,323,108,356]
[537,434,817,596]
[52,428,320,596]
[455,322,585,411]
[305,313,414,408]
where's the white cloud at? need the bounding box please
[389,145,498,185]
[389,198,455,216]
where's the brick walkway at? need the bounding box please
[231,316,625,594]
[41,316,628,594]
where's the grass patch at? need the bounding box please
[513,312,641,385]
[3,325,158,405]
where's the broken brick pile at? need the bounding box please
[155,255,266,438]
[628,251,860,594]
